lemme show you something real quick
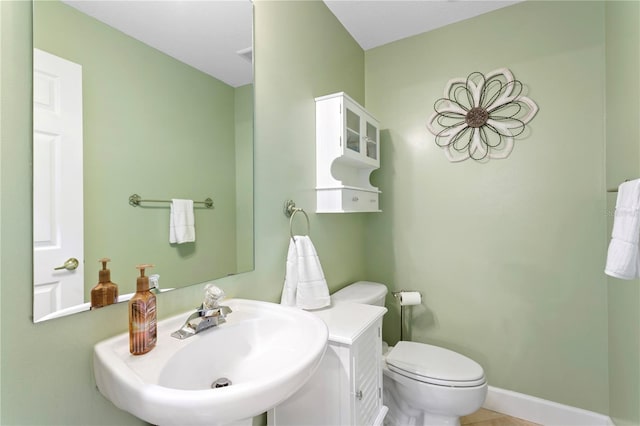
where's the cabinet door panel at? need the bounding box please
[365,120,379,161]
[353,323,382,425]
[345,108,361,153]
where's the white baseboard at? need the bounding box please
[483,386,614,426]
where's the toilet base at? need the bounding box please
[383,385,461,426]
[420,412,461,426]
[382,366,486,426]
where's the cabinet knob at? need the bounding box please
[355,390,363,400]
[352,196,359,202]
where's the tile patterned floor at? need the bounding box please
[461,409,540,426]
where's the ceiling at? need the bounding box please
[62,0,253,88]
[324,0,521,51]
[62,1,520,88]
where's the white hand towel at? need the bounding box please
[605,179,640,279]
[169,199,195,244]
[281,235,330,310]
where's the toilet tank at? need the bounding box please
[331,281,388,306]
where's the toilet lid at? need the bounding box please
[386,341,485,387]
[331,282,387,305]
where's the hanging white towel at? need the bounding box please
[281,235,330,310]
[605,179,640,279]
[169,199,195,244]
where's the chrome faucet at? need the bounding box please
[171,285,232,340]
[171,304,232,339]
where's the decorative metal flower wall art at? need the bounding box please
[426,68,538,163]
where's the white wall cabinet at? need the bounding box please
[315,92,381,213]
[268,303,388,426]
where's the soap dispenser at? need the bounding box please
[129,264,157,355]
[90,258,119,310]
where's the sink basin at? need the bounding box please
[93,298,328,426]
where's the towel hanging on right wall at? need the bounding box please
[605,179,640,279]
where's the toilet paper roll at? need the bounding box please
[398,291,421,306]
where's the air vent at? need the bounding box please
[237,47,252,63]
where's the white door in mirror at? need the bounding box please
[33,48,84,322]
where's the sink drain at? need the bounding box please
[211,377,232,389]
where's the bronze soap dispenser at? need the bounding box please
[90,258,119,309]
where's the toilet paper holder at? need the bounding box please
[392,290,421,305]
[392,290,422,341]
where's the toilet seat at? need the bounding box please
[386,341,486,388]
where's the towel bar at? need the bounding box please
[607,179,633,193]
[129,194,214,208]
[284,200,310,240]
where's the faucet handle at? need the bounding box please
[203,284,225,310]
[149,274,160,292]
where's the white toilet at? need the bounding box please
[332,281,488,426]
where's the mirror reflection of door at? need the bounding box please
[33,48,84,322]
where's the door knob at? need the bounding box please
[54,258,79,271]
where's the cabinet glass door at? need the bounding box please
[346,108,361,153]
[365,121,378,160]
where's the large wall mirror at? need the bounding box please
[32,0,254,322]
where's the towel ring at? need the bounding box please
[284,200,310,240]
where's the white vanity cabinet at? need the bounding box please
[315,92,382,213]
[268,303,388,426]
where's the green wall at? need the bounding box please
[3,0,640,424]
[235,84,255,273]
[606,2,640,425]
[0,0,366,424]
[34,0,240,297]
[365,0,610,414]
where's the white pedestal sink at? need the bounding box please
[93,298,328,426]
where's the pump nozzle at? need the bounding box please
[99,258,111,270]
[135,264,154,292]
[136,264,154,277]
[98,258,112,283]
